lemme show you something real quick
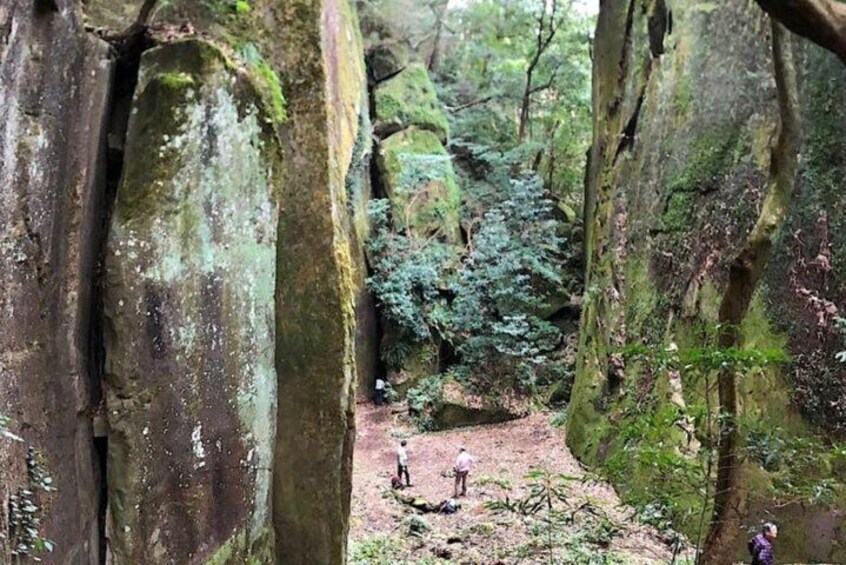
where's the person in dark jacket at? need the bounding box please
[748,522,777,565]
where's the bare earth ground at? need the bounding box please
[350,399,690,564]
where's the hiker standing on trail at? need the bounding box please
[374,377,386,405]
[453,447,475,497]
[748,523,777,565]
[396,440,411,487]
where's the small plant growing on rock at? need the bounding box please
[1,415,56,563]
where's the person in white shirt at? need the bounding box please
[396,440,411,487]
[453,447,475,497]
[374,377,386,405]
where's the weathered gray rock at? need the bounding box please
[0,2,112,561]
[104,40,279,563]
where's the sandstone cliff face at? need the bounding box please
[569,1,846,560]
[0,2,111,561]
[1,0,369,562]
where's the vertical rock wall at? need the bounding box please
[0,1,112,561]
[104,40,279,563]
[2,0,372,563]
[272,0,365,561]
[569,0,846,560]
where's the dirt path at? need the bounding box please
[350,400,688,564]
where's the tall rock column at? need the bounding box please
[272,0,366,562]
[103,40,281,563]
[0,2,112,562]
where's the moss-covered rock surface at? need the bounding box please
[272,0,367,562]
[374,64,449,142]
[568,1,846,561]
[104,39,280,563]
[377,127,461,242]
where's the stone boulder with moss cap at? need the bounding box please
[374,63,450,142]
[377,127,461,243]
[104,39,279,563]
[430,379,528,431]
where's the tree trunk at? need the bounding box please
[518,69,534,142]
[700,19,801,564]
[755,0,846,63]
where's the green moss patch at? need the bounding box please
[374,64,449,142]
[377,127,461,241]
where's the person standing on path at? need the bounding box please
[374,377,386,405]
[453,447,475,497]
[396,440,411,487]
[748,523,777,565]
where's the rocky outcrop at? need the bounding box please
[374,64,449,142]
[568,1,846,561]
[377,127,461,242]
[272,0,366,561]
[0,2,112,561]
[104,40,279,563]
[364,33,461,401]
[2,0,371,562]
[430,380,528,431]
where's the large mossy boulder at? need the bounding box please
[374,64,449,142]
[377,127,461,242]
[0,2,112,561]
[104,40,279,563]
[366,40,412,83]
[430,380,527,431]
[568,1,846,561]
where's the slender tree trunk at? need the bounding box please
[427,0,449,72]
[700,19,800,563]
[518,68,535,143]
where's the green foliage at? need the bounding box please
[368,176,570,396]
[406,375,445,430]
[436,0,593,201]
[451,176,567,390]
[348,534,403,565]
[486,469,624,564]
[367,199,454,343]
[1,415,56,563]
[745,423,842,505]
[604,337,829,555]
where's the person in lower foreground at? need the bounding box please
[748,522,777,565]
[453,446,475,497]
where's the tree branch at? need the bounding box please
[447,94,499,113]
[755,0,846,63]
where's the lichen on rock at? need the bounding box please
[376,127,461,242]
[104,39,280,563]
